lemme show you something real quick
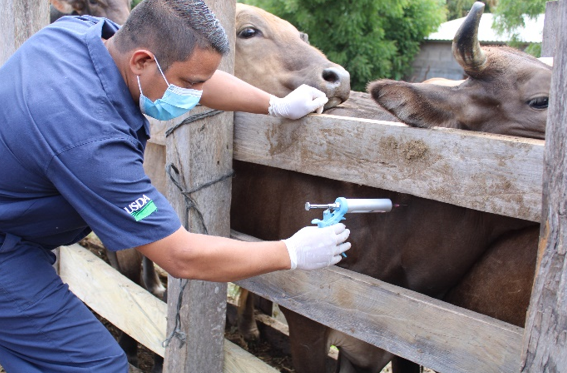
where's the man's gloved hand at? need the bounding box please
[268,84,329,120]
[283,223,351,270]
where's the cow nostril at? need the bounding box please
[322,68,340,84]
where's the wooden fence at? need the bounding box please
[163,0,567,371]
[4,0,567,372]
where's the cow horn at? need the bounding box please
[452,2,487,73]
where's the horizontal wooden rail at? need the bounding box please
[232,230,523,373]
[232,112,544,222]
[59,244,278,373]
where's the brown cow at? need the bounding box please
[231,2,547,372]
[369,2,550,140]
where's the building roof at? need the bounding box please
[427,13,544,43]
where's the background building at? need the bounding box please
[407,13,544,82]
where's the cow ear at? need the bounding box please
[299,32,310,44]
[51,0,74,13]
[367,79,457,129]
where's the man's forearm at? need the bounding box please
[135,227,291,282]
[200,70,271,114]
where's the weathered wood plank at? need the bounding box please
[148,92,543,222]
[0,0,49,66]
[224,340,279,373]
[163,1,236,372]
[542,1,559,58]
[147,91,394,147]
[520,0,567,370]
[59,244,279,373]
[60,244,168,357]
[232,231,523,373]
[233,112,544,222]
[236,268,523,373]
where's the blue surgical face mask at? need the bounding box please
[137,56,203,121]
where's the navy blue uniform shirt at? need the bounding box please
[0,16,181,251]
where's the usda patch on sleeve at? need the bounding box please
[123,195,158,221]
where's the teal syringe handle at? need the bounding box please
[311,197,348,227]
[311,197,349,257]
[308,197,393,258]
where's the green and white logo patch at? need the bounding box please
[123,195,157,221]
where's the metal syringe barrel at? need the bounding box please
[305,198,393,213]
[341,198,393,213]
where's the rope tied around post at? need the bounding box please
[165,109,224,138]
[165,163,234,235]
[162,162,234,348]
[162,279,188,348]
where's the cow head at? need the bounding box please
[235,3,351,109]
[367,2,550,140]
[51,0,131,25]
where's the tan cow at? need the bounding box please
[234,4,350,107]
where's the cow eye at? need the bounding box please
[237,27,260,39]
[89,0,98,4]
[528,97,549,110]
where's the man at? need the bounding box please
[0,0,350,372]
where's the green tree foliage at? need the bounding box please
[447,0,473,19]
[493,0,546,31]
[446,0,544,57]
[239,0,446,91]
[493,0,546,57]
[446,0,496,20]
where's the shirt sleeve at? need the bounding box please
[46,136,181,251]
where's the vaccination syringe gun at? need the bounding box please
[305,197,395,257]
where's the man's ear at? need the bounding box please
[129,50,154,76]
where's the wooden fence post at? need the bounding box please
[163,0,236,371]
[0,0,49,66]
[520,0,567,370]
[542,1,559,58]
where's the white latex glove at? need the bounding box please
[268,84,329,120]
[283,223,351,270]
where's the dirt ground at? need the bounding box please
[93,307,295,372]
[225,326,295,372]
